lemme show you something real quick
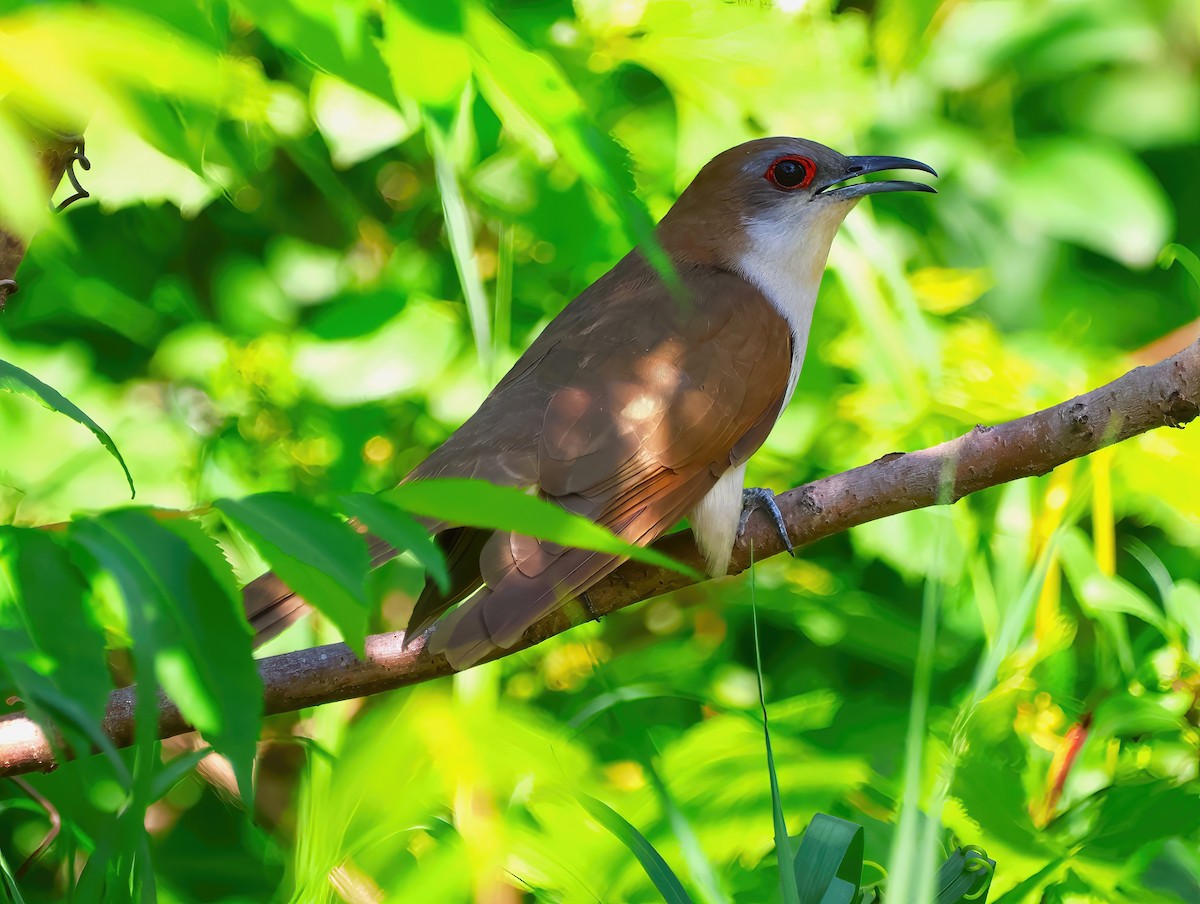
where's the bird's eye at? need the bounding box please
[765,155,816,190]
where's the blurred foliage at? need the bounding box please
[1,0,1199,901]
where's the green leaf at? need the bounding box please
[339,492,449,592]
[236,0,396,104]
[215,493,372,653]
[0,841,28,904]
[643,761,728,904]
[1057,528,1168,634]
[577,792,695,904]
[1083,781,1200,862]
[1159,243,1200,296]
[151,745,214,801]
[934,846,995,904]
[71,511,262,802]
[1090,691,1190,739]
[463,5,677,287]
[794,814,864,904]
[0,528,110,753]
[0,358,135,497]
[1009,139,1172,267]
[1165,581,1200,661]
[378,0,471,109]
[383,479,699,578]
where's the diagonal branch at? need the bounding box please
[1,336,1197,777]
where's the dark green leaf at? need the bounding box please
[237,0,395,103]
[339,492,449,592]
[0,527,110,754]
[151,746,214,801]
[463,6,678,287]
[215,493,372,653]
[71,511,262,802]
[1159,242,1200,293]
[794,814,865,904]
[383,479,699,579]
[934,846,995,904]
[1083,781,1200,861]
[0,358,135,497]
[577,792,695,904]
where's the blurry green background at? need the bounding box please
[1,0,1199,901]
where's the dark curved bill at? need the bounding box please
[817,155,938,199]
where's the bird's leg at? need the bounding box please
[738,487,795,556]
[579,590,602,623]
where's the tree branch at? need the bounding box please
[1,335,1197,777]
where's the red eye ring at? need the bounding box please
[765,155,816,191]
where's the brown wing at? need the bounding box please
[409,257,793,668]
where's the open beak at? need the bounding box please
[816,155,938,200]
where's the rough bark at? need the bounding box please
[1,335,1196,777]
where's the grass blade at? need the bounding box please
[577,792,695,904]
[749,543,800,904]
[428,116,492,374]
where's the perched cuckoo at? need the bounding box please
[244,137,936,668]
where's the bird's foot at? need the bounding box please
[579,590,603,623]
[738,487,795,556]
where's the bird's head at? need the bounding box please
[659,137,936,272]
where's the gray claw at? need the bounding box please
[739,487,795,556]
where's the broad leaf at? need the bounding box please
[1058,528,1168,634]
[379,1,471,109]
[215,493,372,652]
[339,492,449,591]
[0,528,110,755]
[0,358,135,497]
[72,511,262,801]
[383,479,699,579]
[235,0,395,104]
[794,814,864,904]
[463,6,676,284]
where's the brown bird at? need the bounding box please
[244,136,935,668]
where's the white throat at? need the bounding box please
[732,206,849,408]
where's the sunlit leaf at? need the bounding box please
[0,358,135,497]
[215,493,372,653]
[1057,528,1168,634]
[339,491,449,592]
[463,5,676,284]
[383,479,699,579]
[234,0,395,104]
[1009,139,1172,266]
[0,528,109,753]
[379,0,471,109]
[71,511,262,802]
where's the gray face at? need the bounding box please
[724,137,937,216]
